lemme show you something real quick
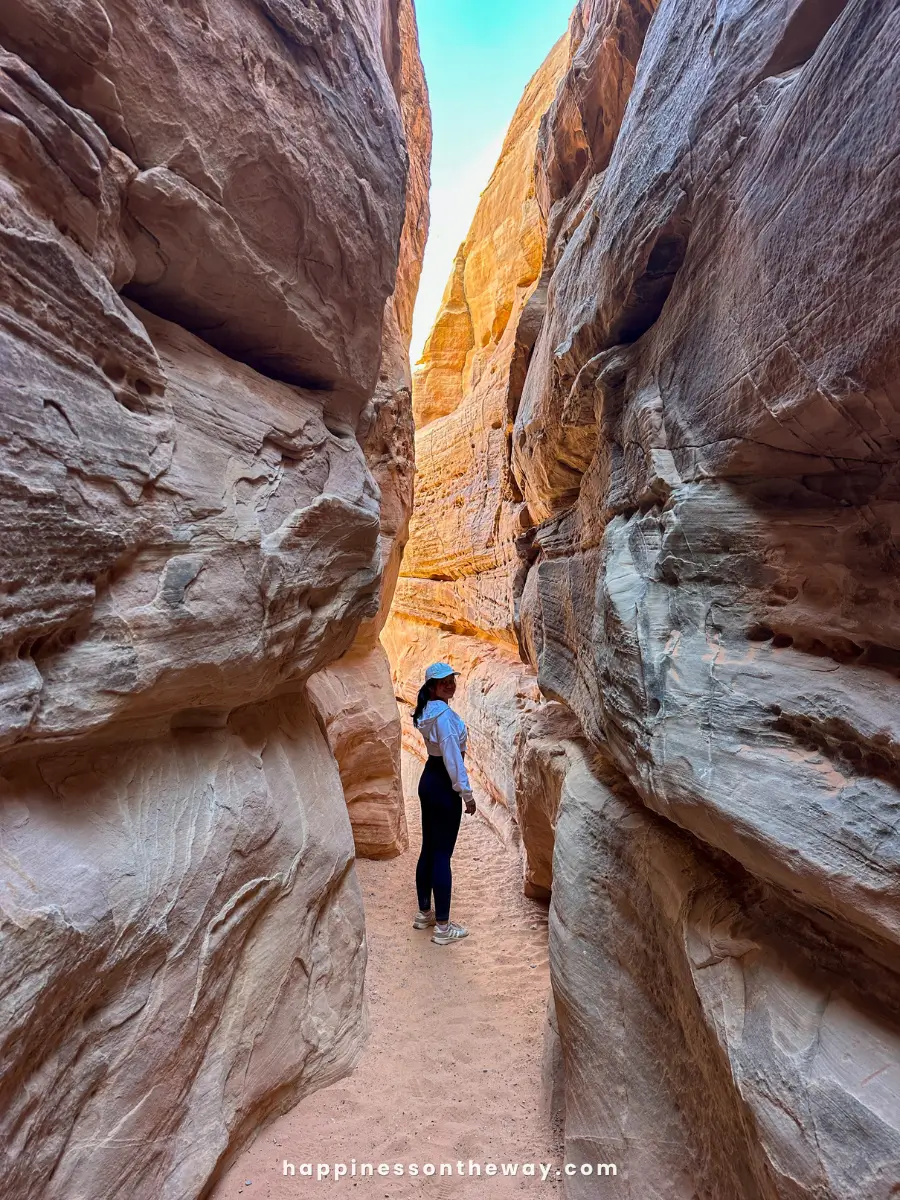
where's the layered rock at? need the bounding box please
[545,728,900,1199]
[309,0,431,859]
[0,3,422,1196]
[517,0,900,1189]
[383,35,568,837]
[389,0,900,1194]
[2,0,408,408]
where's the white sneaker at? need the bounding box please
[431,921,468,945]
[413,910,436,929]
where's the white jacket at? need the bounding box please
[417,700,473,800]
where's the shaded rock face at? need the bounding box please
[388,0,900,1194]
[519,0,900,1189]
[2,0,408,408]
[547,731,900,1200]
[309,0,430,860]
[1,694,365,1199]
[0,3,421,1196]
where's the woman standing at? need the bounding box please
[411,662,476,945]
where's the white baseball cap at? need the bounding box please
[424,662,458,682]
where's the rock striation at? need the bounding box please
[388,0,900,1194]
[383,35,568,844]
[0,2,426,1196]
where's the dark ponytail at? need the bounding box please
[412,680,438,727]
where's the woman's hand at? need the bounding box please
[464,797,476,815]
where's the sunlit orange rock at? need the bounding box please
[390,0,900,1194]
[411,36,567,433]
[384,34,568,842]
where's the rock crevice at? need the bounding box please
[387,0,900,1193]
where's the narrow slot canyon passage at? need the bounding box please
[213,752,560,1198]
[2,0,899,1197]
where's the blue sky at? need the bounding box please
[410,0,573,362]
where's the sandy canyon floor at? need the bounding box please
[213,754,561,1199]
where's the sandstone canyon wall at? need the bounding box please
[309,0,431,860]
[382,35,567,851]
[388,0,900,1195]
[0,2,425,1196]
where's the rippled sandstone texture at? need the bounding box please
[0,3,424,1196]
[389,0,900,1194]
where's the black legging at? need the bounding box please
[416,755,463,923]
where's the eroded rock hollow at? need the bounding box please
[387,0,900,1194]
[0,1,427,1195]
